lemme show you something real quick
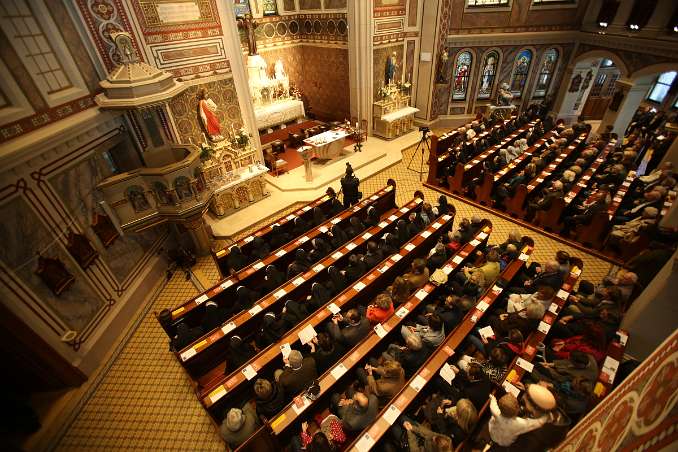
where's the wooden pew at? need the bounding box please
[158,183,397,338]
[212,192,339,278]
[505,133,588,219]
[475,130,557,206]
[251,223,494,446]
[575,173,636,249]
[589,329,628,408]
[179,196,425,381]
[535,140,615,233]
[426,129,462,185]
[200,213,457,421]
[447,121,540,196]
[344,240,536,452]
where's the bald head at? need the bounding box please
[354,392,369,410]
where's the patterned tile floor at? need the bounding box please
[52,139,614,451]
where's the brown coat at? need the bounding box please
[278,357,318,396]
[367,367,405,405]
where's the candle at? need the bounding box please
[202,133,207,143]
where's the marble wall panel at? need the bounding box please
[48,154,160,285]
[299,0,322,10]
[169,77,244,144]
[0,197,104,332]
[283,0,296,12]
[324,0,347,8]
[298,46,350,121]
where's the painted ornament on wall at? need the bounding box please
[385,52,398,85]
[569,73,583,92]
[197,89,224,142]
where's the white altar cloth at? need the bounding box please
[303,129,350,159]
[254,99,305,130]
[381,106,419,122]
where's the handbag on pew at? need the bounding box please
[304,379,321,401]
[429,268,448,286]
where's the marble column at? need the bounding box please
[183,215,212,256]
[596,78,653,138]
[348,0,374,134]
[414,0,441,122]
[216,0,264,163]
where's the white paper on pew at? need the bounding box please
[613,197,623,203]
[221,280,234,290]
[395,306,409,318]
[476,300,490,312]
[421,230,432,238]
[603,356,620,374]
[287,214,296,221]
[536,178,544,183]
[362,232,372,240]
[479,325,495,341]
[252,261,265,270]
[379,264,390,273]
[471,314,479,323]
[332,251,343,260]
[242,364,257,380]
[379,221,388,228]
[209,386,227,404]
[243,236,254,243]
[383,404,402,426]
[538,321,551,334]
[248,305,263,316]
[622,181,631,187]
[404,243,416,252]
[275,249,287,257]
[503,381,521,398]
[291,395,311,415]
[274,288,287,299]
[331,217,342,225]
[492,285,502,294]
[565,197,573,203]
[313,263,325,273]
[617,331,628,346]
[293,276,305,286]
[583,175,591,180]
[330,362,348,380]
[319,226,328,233]
[409,374,427,392]
[180,347,196,362]
[469,239,480,246]
[355,433,375,452]
[557,289,569,300]
[391,253,403,262]
[400,207,409,213]
[440,363,456,385]
[354,281,366,291]
[519,253,529,261]
[548,303,559,314]
[328,303,341,315]
[280,343,292,359]
[415,289,428,300]
[374,323,388,338]
[443,214,452,221]
[371,194,379,201]
[346,243,357,251]
[298,324,318,345]
[453,255,464,264]
[478,232,488,240]
[432,222,442,229]
[298,236,309,244]
[389,214,398,222]
[442,264,454,275]
[195,294,209,305]
[516,357,535,373]
[221,322,236,335]
[353,205,361,212]
[303,206,312,212]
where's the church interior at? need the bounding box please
[1,0,677,451]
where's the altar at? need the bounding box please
[373,83,418,139]
[209,163,269,217]
[298,128,351,181]
[254,98,305,130]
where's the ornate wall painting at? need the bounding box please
[374,44,404,100]
[569,73,583,93]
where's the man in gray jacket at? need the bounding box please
[327,308,370,347]
[336,391,379,432]
[220,402,260,448]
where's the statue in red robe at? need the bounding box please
[197,89,223,141]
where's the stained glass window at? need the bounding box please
[263,0,278,15]
[533,48,558,98]
[478,51,499,99]
[233,0,251,17]
[467,0,510,6]
[509,49,532,97]
[452,51,472,101]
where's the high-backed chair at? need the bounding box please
[271,140,285,155]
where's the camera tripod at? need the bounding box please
[407,128,431,181]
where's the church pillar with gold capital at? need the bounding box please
[182,215,212,256]
[348,0,374,134]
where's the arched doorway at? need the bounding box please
[580,59,622,120]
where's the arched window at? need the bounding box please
[647,71,677,103]
[533,49,558,98]
[452,51,473,101]
[509,49,533,97]
[478,51,500,99]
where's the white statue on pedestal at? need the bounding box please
[274,58,289,94]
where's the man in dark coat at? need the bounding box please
[340,163,361,207]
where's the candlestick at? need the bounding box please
[202,133,207,143]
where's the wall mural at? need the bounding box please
[0,196,104,333]
[48,153,161,285]
[169,78,244,145]
[374,44,404,100]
